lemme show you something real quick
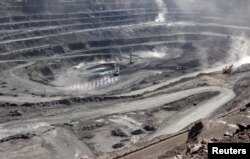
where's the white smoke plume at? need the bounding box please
[227,36,250,66]
[155,0,167,22]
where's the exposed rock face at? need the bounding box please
[246,103,250,108]
[111,129,129,137]
[131,129,144,135]
[28,65,55,83]
[237,123,248,132]
[143,125,157,132]
[187,121,204,143]
[0,133,35,143]
[8,110,22,117]
[159,124,250,159]
[112,143,125,149]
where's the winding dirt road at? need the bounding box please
[0,85,235,159]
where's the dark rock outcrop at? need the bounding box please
[187,121,204,143]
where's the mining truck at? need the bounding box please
[222,65,233,74]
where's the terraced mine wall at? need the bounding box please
[0,0,250,63]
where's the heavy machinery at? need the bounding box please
[129,52,134,65]
[113,63,120,76]
[176,66,182,71]
[222,65,233,74]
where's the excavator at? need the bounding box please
[222,65,233,74]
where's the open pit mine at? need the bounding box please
[0,0,250,159]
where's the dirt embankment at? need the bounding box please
[159,126,250,159]
[159,102,250,159]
